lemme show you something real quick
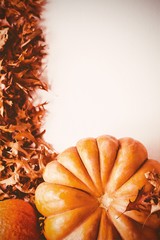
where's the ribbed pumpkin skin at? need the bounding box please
[35,135,160,240]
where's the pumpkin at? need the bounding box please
[35,135,160,240]
[0,199,41,240]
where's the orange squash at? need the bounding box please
[0,199,41,240]
[35,135,160,240]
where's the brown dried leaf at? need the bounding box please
[125,187,151,213]
[0,18,10,28]
[0,27,9,50]
[0,175,17,186]
[14,131,36,143]
[125,171,160,217]
[21,29,43,48]
[145,171,160,193]
[151,201,160,215]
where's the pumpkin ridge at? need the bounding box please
[106,138,148,193]
[97,208,121,239]
[97,135,120,192]
[57,147,100,197]
[76,138,103,196]
[43,205,99,240]
[35,182,99,217]
[108,207,159,240]
[75,146,101,196]
[46,203,100,218]
[63,207,102,240]
[113,159,160,202]
[76,141,103,196]
[43,160,96,196]
[124,210,160,229]
[110,158,148,197]
[108,207,141,239]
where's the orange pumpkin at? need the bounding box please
[0,199,41,240]
[35,135,160,240]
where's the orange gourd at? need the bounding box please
[0,199,41,240]
[35,135,160,240]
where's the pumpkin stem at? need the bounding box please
[99,192,113,210]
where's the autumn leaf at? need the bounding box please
[145,171,160,215]
[151,202,160,216]
[125,171,160,217]
[145,171,160,192]
[125,187,151,213]
[0,27,9,50]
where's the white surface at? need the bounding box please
[43,0,160,160]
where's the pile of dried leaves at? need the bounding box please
[0,0,56,204]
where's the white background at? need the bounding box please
[42,0,160,161]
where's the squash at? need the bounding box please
[35,135,160,240]
[0,199,41,240]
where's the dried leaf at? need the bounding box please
[125,171,160,217]
[125,187,152,213]
[145,171,160,192]
[0,27,9,50]
[151,201,160,215]
[0,175,17,186]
